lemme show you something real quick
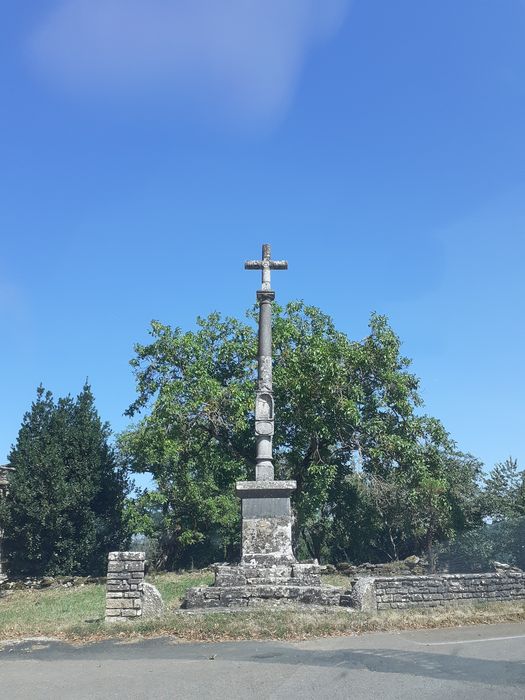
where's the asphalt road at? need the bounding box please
[1,622,524,699]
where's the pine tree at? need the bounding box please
[0,384,129,577]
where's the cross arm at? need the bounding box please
[244,260,288,270]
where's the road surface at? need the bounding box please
[0,622,524,699]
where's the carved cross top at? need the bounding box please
[245,243,288,291]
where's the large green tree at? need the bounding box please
[1,384,129,577]
[120,302,482,568]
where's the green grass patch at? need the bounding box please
[0,585,106,639]
[146,570,214,609]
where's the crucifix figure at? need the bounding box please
[245,244,288,480]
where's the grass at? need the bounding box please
[147,570,215,609]
[1,571,524,643]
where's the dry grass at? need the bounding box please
[1,571,524,644]
[321,573,353,588]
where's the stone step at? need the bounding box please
[214,564,322,588]
[244,577,321,586]
[182,584,343,609]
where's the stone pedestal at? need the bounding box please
[182,562,343,608]
[236,480,296,565]
[182,478,346,608]
[181,479,348,608]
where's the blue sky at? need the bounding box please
[1,1,524,479]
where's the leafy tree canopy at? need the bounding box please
[120,302,483,568]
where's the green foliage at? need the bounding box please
[483,457,525,522]
[438,516,525,572]
[435,458,524,573]
[121,302,483,567]
[0,384,129,577]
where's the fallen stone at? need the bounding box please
[350,577,377,612]
[142,582,165,619]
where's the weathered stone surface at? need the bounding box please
[182,561,331,609]
[182,584,343,609]
[349,577,377,613]
[142,582,165,619]
[235,481,296,497]
[292,563,321,585]
[107,561,144,573]
[337,556,430,577]
[105,551,164,623]
[371,572,525,611]
[108,551,145,562]
[241,516,294,564]
[214,563,323,587]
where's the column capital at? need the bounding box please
[256,290,275,302]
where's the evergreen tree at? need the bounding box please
[0,384,129,577]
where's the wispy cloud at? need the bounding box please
[28,0,350,127]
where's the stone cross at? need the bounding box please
[245,244,288,480]
[245,243,288,292]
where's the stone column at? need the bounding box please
[255,289,275,481]
[237,244,296,566]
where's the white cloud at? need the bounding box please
[28,0,349,126]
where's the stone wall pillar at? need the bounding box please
[105,551,145,622]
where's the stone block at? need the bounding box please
[181,582,343,609]
[107,574,132,582]
[241,516,294,564]
[350,577,377,612]
[107,582,131,591]
[142,582,164,619]
[108,551,145,562]
[106,598,130,609]
[107,561,144,573]
[105,550,162,623]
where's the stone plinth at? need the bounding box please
[236,480,296,565]
[182,562,343,609]
[105,551,164,622]
[180,479,350,609]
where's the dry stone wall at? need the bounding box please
[373,572,525,610]
[105,552,164,622]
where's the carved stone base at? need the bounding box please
[235,480,297,564]
[182,583,342,608]
[240,517,295,564]
[215,563,322,587]
[181,563,343,609]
